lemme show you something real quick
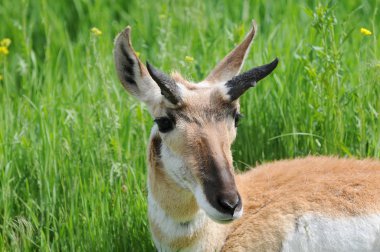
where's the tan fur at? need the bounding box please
[148,133,228,251]
[148,134,202,249]
[148,135,199,221]
[221,157,380,251]
[149,141,380,251]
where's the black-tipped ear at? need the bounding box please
[146,62,182,105]
[225,58,279,101]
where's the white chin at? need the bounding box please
[233,207,243,219]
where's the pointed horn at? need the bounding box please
[146,62,182,105]
[226,58,279,101]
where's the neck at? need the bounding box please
[147,128,228,251]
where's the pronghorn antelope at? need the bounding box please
[114,21,380,252]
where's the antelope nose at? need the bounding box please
[217,193,241,216]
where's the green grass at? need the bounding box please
[0,0,379,250]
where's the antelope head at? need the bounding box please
[114,22,278,223]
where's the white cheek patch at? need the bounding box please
[281,213,380,252]
[160,143,195,191]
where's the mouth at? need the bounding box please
[194,186,243,224]
[206,208,243,224]
[209,217,235,224]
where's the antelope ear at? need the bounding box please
[204,21,257,84]
[114,26,161,108]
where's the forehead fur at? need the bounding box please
[167,89,239,125]
[156,72,239,123]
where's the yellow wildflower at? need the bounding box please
[360,28,372,36]
[185,56,194,63]
[91,27,102,36]
[0,38,11,47]
[0,74,3,81]
[0,46,9,55]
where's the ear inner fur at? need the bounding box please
[204,20,257,84]
[114,26,162,110]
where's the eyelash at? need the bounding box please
[154,117,175,133]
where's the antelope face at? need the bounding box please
[151,84,242,222]
[114,21,278,222]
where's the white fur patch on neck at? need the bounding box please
[281,213,380,252]
[148,193,207,241]
[148,128,207,249]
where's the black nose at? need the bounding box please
[217,193,241,215]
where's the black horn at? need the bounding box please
[146,62,182,105]
[225,58,279,101]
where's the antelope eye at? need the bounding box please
[154,117,174,133]
[233,111,243,127]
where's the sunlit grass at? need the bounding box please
[0,0,379,250]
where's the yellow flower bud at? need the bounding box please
[360,28,372,36]
[0,46,9,55]
[91,27,102,36]
[0,38,11,47]
[185,56,194,63]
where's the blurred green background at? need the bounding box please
[0,0,379,250]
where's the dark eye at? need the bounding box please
[154,117,174,133]
[234,111,243,127]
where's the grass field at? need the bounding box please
[0,0,379,250]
